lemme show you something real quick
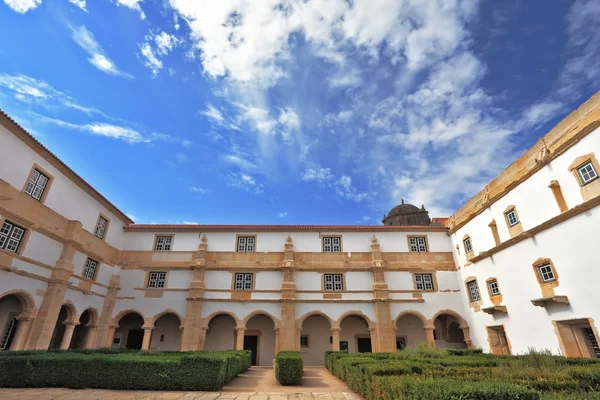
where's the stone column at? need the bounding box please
[424,326,435,347]
[460,325,473,349]
[331,328,341,351]
[27,224,80,350]
[105,324,118,348]
[371,236,396,352]
[235,327,246,350]
[141,326,154,350]
[94,274,120,348]
[275,327,281,354]
[84,324,98,349]
[60,321,78,350]
[10,316,34,351]
[197,327,208,350]
[181,236,207,351]
[279,236,297,352]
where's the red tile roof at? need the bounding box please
[124,222,449,232]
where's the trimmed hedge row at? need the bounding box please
[325,350,600,400]
[0,350,251,391]
[275,351,303,385]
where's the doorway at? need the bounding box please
[126,329,144,350]
[555,318,600,358]
[487,326,511,355]
[357,337,372,353]
[244,335,259,365]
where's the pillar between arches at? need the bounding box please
[235,327,246,350]
[331,328,341,351]
[141,326,154,350]
[11,315,34,351]
[84,324,98,349]
[60,321,79,350]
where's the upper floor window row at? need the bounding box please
[463,237,473,253]
[0,221,26,254]
[154,235,173,251]
[24,168,49,201]
[82,258,99,281]
[94,215,109,240]
[237,236,255,252]
[408,236,428,252]
[577,161,598,186]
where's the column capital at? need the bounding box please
[236,326,246,332]
[63,320,80,327]
[142,325,155,331]
[17,315,35,322]
[86,323,98,329]
[330,327,341,333]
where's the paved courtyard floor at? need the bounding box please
[0,367,362,400]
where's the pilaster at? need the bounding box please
[279,236,296,352]
[94,274,120,348]
[371,235,396,352]
[181,235,207,351]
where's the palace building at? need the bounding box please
[1,91,600,366]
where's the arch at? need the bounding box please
[112,309,146,326]
[151,311,183,351]
[203,311,240,328]
[431,309,468,328]
[151,309,183,327]
[298,312,333,366]
[70,308,98,350]
[0,290,36,313]
[296,311,334,328]
[394,310,430,328]
[60,301,78,323]
[242,310,281,329]
[79,307,99,326]
[334,311,374,330]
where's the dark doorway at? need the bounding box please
[243,335,258,365]
[125,329,144,350]
[357,338,372,353]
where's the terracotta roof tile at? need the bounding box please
[124,222,449,232]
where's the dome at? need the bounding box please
[382,198,431,226]
[388,203,420,216]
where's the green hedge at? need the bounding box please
[274,351,303,385]
[0,350,251,391]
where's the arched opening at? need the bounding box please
[49,304,76,350]
[300,315,332,366]
[70,309,95,349]
[339,315,372,353]
[245,314,276,366]
[113,312,144,350]
[204,314,237,351]
[395,314,427,350]
[433,314,467,349]
[0,295,25,351]
[151,313,182,351]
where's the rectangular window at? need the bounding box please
[324,274,343,291]
[414,273,434,291]
[154,236,173,251]
[322,237,341,252]
[94,216,108,239]
[463,237,473,253]
[537,263,556,283]
[409,237,428,252]
[467,280,481,302]
[234,273,254,290]
[237,236,255,252]
[24,169,49,201]
[578,162,598,185]
[0,221,26,253]
[300,335,309,348]
[147,272,167,288]
[82,258,98,280]
[488,279,500,296]
[506,210,518,226]
[0,317,17,351]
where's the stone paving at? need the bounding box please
[0,367,362,400]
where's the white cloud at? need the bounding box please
[3,0,40,13]
[278,212,288,218]
[200,104,225,123]
[189,186,209,194]
[521,101,564,127]
[68,0,86,11]
[301,168,333,182]
[139,31,181,76]
[328,69,363,88]
[325,110,354,125]
[126,213,137,222]
[222,154,257,170]
[278,108,300,131]
[227,172,264,194]
[174,153,189,163]
[114,0,145,19]
[335,175,369,202]
[70,25,133,78]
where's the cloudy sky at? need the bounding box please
[0,0,598,224]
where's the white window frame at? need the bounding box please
[464,237,473,253]
[324,273,343,291]
[409,237,428,252]
[414,273,434,291]
[237,236,255,252]
[0,221,26,254]
[537,263,556,283]
[577,161,598,185]
[155,236,173,251]
[82,258,98,280]
[488,279,500,296]
[506,210,518,227]
[234,273,254,290]
[94,216,108,239]
[24,169,49,201]
[467,280,481,302]
[147,272,167,288]
[322,237,341,252]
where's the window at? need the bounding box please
[408,236,428,252]
[234,273,253,290]
[237,236,255,252]
[24,169,49,201]
[82,258,98,280]
[300,335,309,348]
[467,280,481,302]
[396,337,406,350]
[414,273,434,291]
[0,317,17,351]
[94,215,108,239]
[505,210,518,227]
[0,221,26,253]
[537,263,556,283]
[577,161,598,185]
[324,274,343,291]
[488,279,500,296]
[154,236,173,251]
[463,237,473,253]
[147,272,167,288]
[322,236,341,252]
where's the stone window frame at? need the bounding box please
[232,272,255,291]
[465,276,483,312]
[486,277,504,307]
[93,213,110,241]
[411,271,438,292]
[146,271,168,289]
[0,218,31,256]
[82,257,99,281]
[503,205,523,238]
[407,235,429,252]
[487,278,501,297]
[532,257,560,298]
[300,334,310,348]
[568,153,600,202]
[322,272,345,291]
[236,235,256,252]
[488,219,501,247]
[22,163,54,204]
[322,235,342,252]
[462,234,474,261]
[153,234,174,251]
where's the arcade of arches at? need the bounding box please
[0,290,474,366]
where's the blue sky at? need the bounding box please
[0,0,599,225]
